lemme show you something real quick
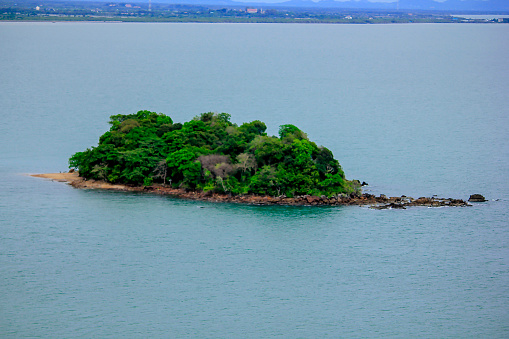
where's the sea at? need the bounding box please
[0,22,508,338]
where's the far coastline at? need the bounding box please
[2,1,508,25]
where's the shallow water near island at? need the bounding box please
[1,23,508,337]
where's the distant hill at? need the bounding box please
[148,0,509,12]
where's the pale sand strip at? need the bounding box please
[31,172,80,182]
[31,172,128,190]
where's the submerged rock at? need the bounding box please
[370,202,406,210]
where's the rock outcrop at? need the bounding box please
[33,172,472,209]
[71,179,472,208]
[468,194,487,202]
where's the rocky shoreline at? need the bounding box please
[32,172,478,209]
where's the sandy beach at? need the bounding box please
[32,172,81,182]
[31,172,130,190]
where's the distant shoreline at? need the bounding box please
[32,172,472,209]
[2,19,507,24]
[3,0,508,24]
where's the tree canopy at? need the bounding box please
[69,110,359,197]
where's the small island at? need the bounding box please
[69,110,360,197]
[35,110,473,208]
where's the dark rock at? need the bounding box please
[468,194,486,202]
[370,205,388,210]
[306,196,320,204]
[449,199,469,206]
[361,181,368,186]
[389,203,406,209]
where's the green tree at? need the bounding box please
[278,124,307,141]
[166,147,208,188]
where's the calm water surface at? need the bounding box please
[0,23,508,337]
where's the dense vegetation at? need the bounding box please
[69,111,359,197]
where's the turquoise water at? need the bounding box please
[1,23,508,337]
